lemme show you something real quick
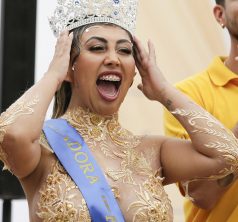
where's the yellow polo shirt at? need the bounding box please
[163,57,238,222]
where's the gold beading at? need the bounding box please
[37,106,173,221]
[0,95,39,170]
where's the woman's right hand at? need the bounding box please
[46,30,73,87]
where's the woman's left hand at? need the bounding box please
[134,36,168,102]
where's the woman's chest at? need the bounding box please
[36,159,173,222]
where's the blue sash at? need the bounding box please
[43,119,125,222]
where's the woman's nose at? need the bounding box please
[104,50,120,66]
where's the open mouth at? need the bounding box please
[96,74,122,101]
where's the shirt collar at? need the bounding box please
[208,56,238,86]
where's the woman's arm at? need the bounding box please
[0,31,73,178]
[178,124,238,210]
[134,37,238,184]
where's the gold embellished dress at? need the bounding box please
[37,107,173,221]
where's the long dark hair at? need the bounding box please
[52,25,86,118]
[51,23,133,118]
[215,0,225,6]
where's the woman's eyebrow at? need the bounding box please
[117,39,133,45]
[84,37,132,45]
[85,36,107,44]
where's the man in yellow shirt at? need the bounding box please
[164,0,238,221]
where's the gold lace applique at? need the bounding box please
[0,148,8,170]
[111,186,121,199]
[180,180,194,202]
[39,132,54,153]
[0,95,39,170]
[58,107,173,221]
[172,109,238,178]
[107,121,140,148]
[78,199,91,222]
[128,175,172,222]
[107,148,153,185]
[37,161,91,221]
[62,107,140,158]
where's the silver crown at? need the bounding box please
[49,0,139,37]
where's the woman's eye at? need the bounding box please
[89,45,105,52]
[118,48,133,55]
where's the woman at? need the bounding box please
[0,1,238,221]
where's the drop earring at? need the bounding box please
[221,23,225,28]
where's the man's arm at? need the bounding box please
[185,173,235,210]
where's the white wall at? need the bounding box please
[34,0,57,119]
[35,0,56,81]
[0,200,29,222]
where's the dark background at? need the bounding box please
[0,0,37,221]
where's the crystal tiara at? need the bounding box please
[49,0,139,37]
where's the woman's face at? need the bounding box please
[69,25,136,115]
